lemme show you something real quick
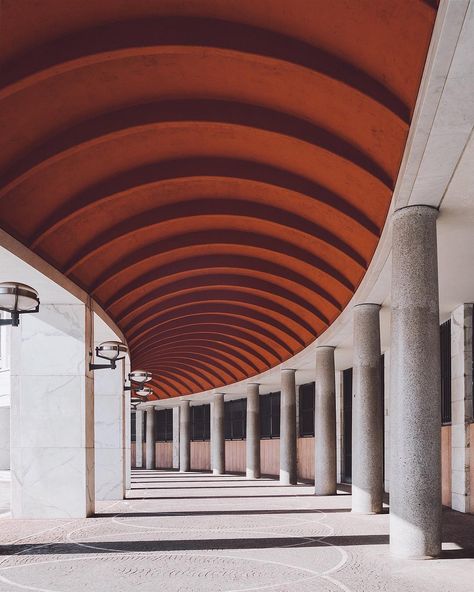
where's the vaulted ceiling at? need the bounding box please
[0,1,437,398]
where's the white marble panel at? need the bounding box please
[11,375,85,448]
[93,356,125,500]
[0,406,10,470]
[15,304,86,377]
[95,395,123,450]
[95,448,124,501]
[11,446,91,518]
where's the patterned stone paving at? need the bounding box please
[0,470,473,591]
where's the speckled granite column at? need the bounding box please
[145,408,155,470]
[352,304,383,514]
[135,410,143,468]
[315,346,337,495]
[212,394,225,475]
[179,401,191,472]
[390,205,441,559]
[246,383,261,479]
[280,369,297,485]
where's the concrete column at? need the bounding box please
[280,369,297,485]
[390,205,441,559]
[352,303,383,514]
[94,353,125,500]
[315,346,337,495]
[145,407,155,470]
[172,406,180,469]
[179,401,191,472]
[450,303,473,513]
[211,393,225,475]
[10,302,95,518]
[246,383,261,479]
[135,410,144,468]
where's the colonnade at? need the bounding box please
[140,205,443,559]
[10,205,442,559]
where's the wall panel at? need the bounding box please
[155,442,173,469]
[225,440,246,473]
[260,439,279,476]
[191,441,211,471]
[441,425,452,507]
[297,437,314,482]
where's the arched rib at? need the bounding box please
[0,17,409,121]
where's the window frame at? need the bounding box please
[260,391,280,439]
[224,398,247,440]
[298,382,315,437]
[191,404,211,441]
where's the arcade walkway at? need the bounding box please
[0,471,473,592]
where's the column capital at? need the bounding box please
[353,302,381,310]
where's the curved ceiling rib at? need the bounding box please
[0,1,438,398]
[0,17,409,120]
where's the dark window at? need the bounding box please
[191,404,211,441]
[440,319,452,425]
[224,399,247,440]
[299,382,315,436]
[131,410,136,442]
[342,368,352,483]
[155,409,173,442]
[260,391,280,438]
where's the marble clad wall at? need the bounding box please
[10,303,94,518]
[94,358,125,501]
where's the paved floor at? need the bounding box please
[0,470,473,592]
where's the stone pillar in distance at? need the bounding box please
[246,383,261,479]
[145,407,155,470]
[211,393,225,475]
[390,205,441,559]
[352,303,383,514]
[179,401,191,472]
[315,346,337,495]
[280,369,297,485]
[135,409,144,468]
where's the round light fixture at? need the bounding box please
[129,370,152,385]
[89,340,128,371]
[0,282,40,326]
[135,386,152,397]
[96,340,128,362]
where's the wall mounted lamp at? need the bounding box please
[124,369,152,391]
[135,386,153,397]
[0,282,40,327]
[89,340,128,371]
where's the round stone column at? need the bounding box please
[179,401,191,472]
[352,304,383,514]
[315,346,337,495]
[280,369,297,485]
[390,205,441,559]
[145,407,155,470]
[135,409,144,469]
[212,394,225,475]
[246,383,261,479]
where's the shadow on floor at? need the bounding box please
[1,534,390,556]
[96,508,351,518]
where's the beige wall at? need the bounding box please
[260,439,279,476]
[225,440,246,473]
[441,426,452,506]
[297,437,315,482]
[471,423,474,514]
[191,441,211,470]
[155,442,173,469]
